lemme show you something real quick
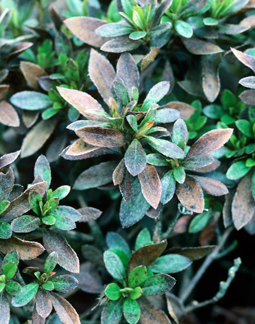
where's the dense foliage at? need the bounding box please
[0,0,255,323]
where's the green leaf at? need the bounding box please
[249,106,255,123]
[235,120,253,138]
[146,153,168,166]
[44,251,58,273]
[0,283,5,293]
[150,254,192,273]
[113,77,130,106]
[172,119,188,146]
[175,20,193,38]
[221,89,236,107]
[129,31,146,40]
[0,200,10,215]
[5,281,22,296]
[126,115,138,133]
[246,158,255,167]
[101,299,123,324]
[52,186,71,200]
[145,136,185,159]
[51,275,78,293]
[2,250,19,267]
[42,216,56,225]
[29,192,42,215]
[251,171,255,201]
[189,210,211,233]
[106,232,131,257]
[52,212,76,231]
[2,263,17,280]
[135,228,151,250]
[149,22,172,37]
[130,286,142,299]
[96,23,134,37]
[124,139,147,177]
[160,170,176,204]
[203,104,224,119]
[203,17,218,25]
[34,155,51,189]
[123,298,140,324]
[104,251,126,282]
[12,282,39,307]
[105,283,121,301]
[143,82,170,107]
[0,221,12,239]
[55,206,81,222]
[42,108,59,120]
[42,281,54,291]
[226,160,252,180]
[173,166,186,184]
[128,266,147,288]
[10,91,52,110]
[11,215,40,233]
[65,59,80,84]
[108,249,129,269]
[141,274,176,296]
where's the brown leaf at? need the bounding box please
[1,181,47,222]
[0,101,20,127]
[119,169,132,203]
[64,140,113,160]
[172,215,192,234]
[231,47,255,73]
[190,175,228,196]
[162,60,175,93]
[146,203,162,219]
[7,42,33,61]
[0,150,20,172]
[32,307,45,324]
[64,17,108,47]
[20,62,47,90]
[199,223,217,246]
[139,298,171,324]
[138,164,161,209]
[239,90,255,105]
[176,176,204,213]
[22,111,39,128]
[186,129,233,158]
[141,47,160,71]
[21,118,58,158]
[50,292,80,324]
[164,102,196,119]
[113,159,125,185]
[75,126,126,148]
[223,193,234,228]
[49,5,63,31]
[0,236,44,260]
[0,85,9,100]
[0,167,15,201]
[117,52,139,98]
[82,246,104,267]
[36,288,52,318]
[43,230,79,273]
[74,262,103,293]
[57,87,108,121]
[181,37,223,55]
[232,173,255,230]
[101,37,143,53]
[240,15,255,27]
[202,53,222,102]
[77,207,102,222]
[89,49,116,104]
[166,246,216,260]
[128,240,167,274]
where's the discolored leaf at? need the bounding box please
[239,76,255,89]
[128,240,167,274]
[155,108,181,124]
[191,175,228,196]
[7,42,33,61]
[32,307,45,324]
[0,237,44,260]
[101,299,123,324]
[183,155,214,171]
[0,151,20,172]
[141,274,176,296]
[51,275,78,293]
[74,262,103,293]
[101,37,142,53]
[167,246,216,260]
[239,90,255,105]
[128,266,147,288]
[104,251,126,281]
[11,215,40,233]
[64,17,108,47]
[160,171,176,204]
[106,232,130,257]
[123,298,140,324]
[143,82,170,107]
[34,155,51,189]
[176,176,204,213]
[36,288,52,318]
[21,118,58,158]
[12,282,39,307]
[0,291,10,324]
[139,298,171,324]
[231,47,255,73]
[43,230,79,273]
[20,62,47,90]
[77,207,102,222]
[145,137,185,159]
[199,222,217,246]
[150,0,173,27]
[0,168,14,201]
[138,164,161,209]
[186,129,233,158]
[181,37,223,55]
[125,139,147,176]
[65,140,113,160]
[141,47,160,71]
[113,159,125,185]
[232,173,255,230]
[0,101,19,127]
[120,169,132,203]
[10,91,51,110]
[74,161,118,190]
[150,254,192,274]
[50,292,80,324]
[164,102,195,119]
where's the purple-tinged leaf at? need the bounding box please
[36,288,52,318]
[113,159,125,185]
[0,150,20,172]
[164,102,195,119]
[182,37,223,55]
[231,47,255,73]
[139,298,171,324]
[191,175,228,196]
[11,215,40,233]
[77,207,102,222]
[239,76,255,89]
[0,167,14,201]
[0,101,19,127]
[239,90,255,105]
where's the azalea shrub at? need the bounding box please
[0,0,255,323]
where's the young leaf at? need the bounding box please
[0,221,12,239]
[172,119,188,145]
[150,254,192,273]
[12,283,39,307]
[106,232,130,257]
[141,274,176,296]
[44,251,58,273]
[123,298,140,324]
[143,82,170,106]
[103,251,126,281]
[235,120,253,138]
[101,299,123,324]
[173,166,186,184]
[128,266,147,288]
[226,160,252,180]
[145,137,185,159]
[34,155,51,189]
[105,283,121,301]
[175,20,193,38]
[52,186,70,200]
[130,286,142,300]
[125,139,147,176]
[2,250,19,266]
[189,210,211,233]
[135,228,151,250]
[2,262,17,280]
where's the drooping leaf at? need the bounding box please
[12,282,39,307]
[150,254,192,274]
[125,139,147,176]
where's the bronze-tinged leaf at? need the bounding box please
[128,240,167,274]
[74,262,103,293]
[141,48,160,71]
[0,85,9,100]
[186,129,233,158]
[0,237,44,260]
[139,298,171,324]
[57,87,108,121]
[146,203,162,219]
[223,193,233,228]
[89,49,116,104]
[202,53,221,102]
[50,292,80,324]
[20,62,47,90]
[43,230,79,273]
[7,42,33,61]
[76,127,126,148]
[232,173,255,230]
[36,288,52,318]
[239,90,255,105]
[32,307,45,324]
[77,207,102,222]
[49,5,63,31]
[113,159,125,185]
[0,167,14,201]
[1,181,47,222]
[166,246,216,261]
[181,37,223,55]
[117,52,139,98]
[195,158,220,173]
[240,15,255,27]
[138,164,161,209]
[0,150,20,172]
[163,102,195,119]
[21,118,58,158]
[176,176,204,213]
[119,169,132,203]
[190,175,228,196]
[199,223,217,246]
[64,17,108,47]
[101,37,143,53]
[0,101,19,127]
[231,47,255,73]
[22,111,39,128]
[172,215,192,234]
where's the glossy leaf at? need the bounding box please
[105,283,121,301]
[226,160,252,180]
